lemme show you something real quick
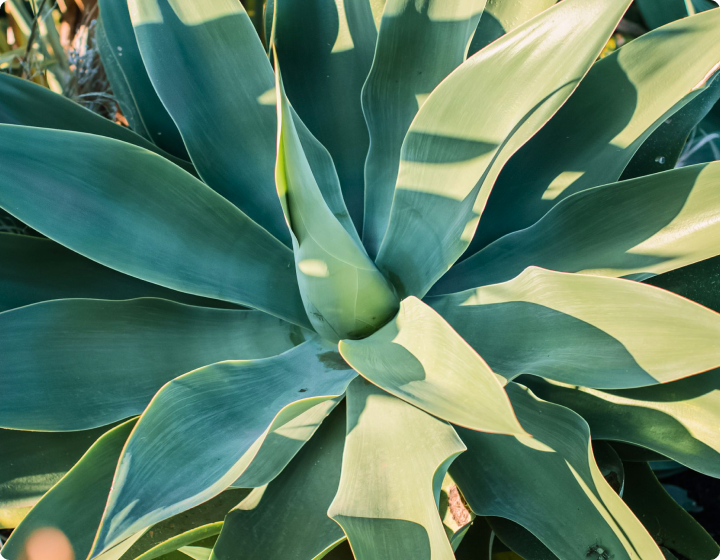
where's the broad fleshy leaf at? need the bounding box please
[643,255,720,312]
[0,425,112,528]
[636,0,718,28]
[96,0,188,158]
[91,339,356,556]
[273,0,383,229]
[135,524,222,560]
[0,72,191,172]
[621,76,720,179]
[375,0,631,298]
[0,298,305,430]
[328,378,466,560]
[274,58,398,341]
[623,462,719,559]
[430,267,720,389]
[212,404,346,560]
[1,421,137,560]
[488,518,558,560]
[128,0,352,247]
[451,384,664,560]
[467,0,556,55]
[440,163,720,292]
[339,297,525,435]
[525,373,720,478]
[116,490,250,560]
[362,0,486,257]
[127,0,288,241]
[0,233,237,313]
[0,125,309,326]
[469,9,720,253]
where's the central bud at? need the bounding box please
[275,62,400,342]
[296,255,400,342]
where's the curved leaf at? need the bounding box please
[1,421,137,560]
[430,267,720,389]
[470,9,720,253]
[525,373,720,478]
[97,0,188,158]
[621,75,720,180]
[643,255,720,312]
[340,296,524,435]
[136,524,222,560]
[362,0,486,257]
[636,0,718,28]
[0,298,305,430]
[375,0,631,298]
[623,462,719,560]
[117,490,250,560]
[212,404,346,560]
[451,384,663,560]
[440,163,720,292]
[0,233,238,313]
[91,339,356,556]
[0,125,308,326]
[467,0,555,56]
[127,0,288,242]
[0,425,112,529]
[129,0,355,247]
[273,0,382,229]
[0,72,191,172]
[328,378,466,560]
[274,59,398,341]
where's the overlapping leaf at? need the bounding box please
[340,297,525,434]
[0,425,112,528]
[97,0,188,158]
[623,462,719,559]
[430,267,720,388]
[212,404,346,560]
[636,0,718,28]
[0,125,308,326]
[469,9,720,253]
[440,163,720,292]
[362,0,487,256]
[0,298,305,430]
[90,339,356,556]
[451,384,663,560]
[274,57,398,341]
[526,372,720,478]
[273,0,383,229]
[467,0,555,55]
[2,421,137,560]
[0,73,190,171]
[328,379,466,560]
[0,234,237,313]
[375,0,631,298]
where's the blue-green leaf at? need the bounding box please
[0,233,238,313]
[362,0,487,257]
[0,298,305,430]
[375,0,631,298]
[91,339,356,556]
[452,384,663,560]
[430,267,720,389]
[0,125,308,326]
[97,0,188,158]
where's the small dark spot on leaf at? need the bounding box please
[318,351,352,370]
[299,388,308,393]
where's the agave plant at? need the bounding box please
[3,0,720,559]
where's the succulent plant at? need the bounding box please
[2,1,720,559]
